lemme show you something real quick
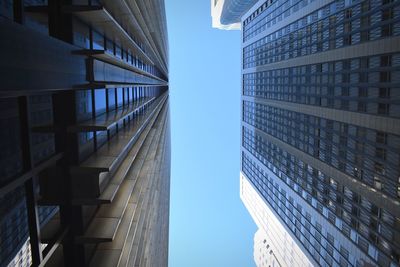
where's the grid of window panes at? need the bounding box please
[242,0,276,41]
[0,93,58,267]
[0,188,28,267]
[243,152,373,267]
[243,53,400,118]
[0,186,58,267]
[243,101,400,199]
[242,129,400,266]
[243,0,400,68]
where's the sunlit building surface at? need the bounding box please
[240,173,313,267]
[216,0,400,266]
[0,0,170,266]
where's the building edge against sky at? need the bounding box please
[214,0,400,266]
[211,0,241,30]
[0,0,170,266]
[240,172,313,267]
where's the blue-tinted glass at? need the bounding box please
[124,88,129,105]
[106,39,113,54]
[0,0,14,20]
[95,89,106,115]
[73,19,90,49]
[115,45,122,59]
[129,87,133,103]
[92,31,104,50]
[75,90,92,121]
[117,88,123,107]
[78,132,93,145]
[132,87,137,101]
[108,89,116,110]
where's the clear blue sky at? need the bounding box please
[166,1,257,266]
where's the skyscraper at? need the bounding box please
[214,0,400,266]
[0,0,170,266]
[240,173,313,267]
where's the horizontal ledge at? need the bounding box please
[72,94,167,172]
[71,183,119,205]
[71,96,164,204]
[76,217,120,243]
[73,49,167,83]
[24,4,102,13]
[31,98,156,133]
[73,81,168,90]
[69,97,155,132]
[67,5,153,65]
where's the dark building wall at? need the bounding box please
[0,0,170,266]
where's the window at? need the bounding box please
[342,87,350,96]
[382,24,393,37]
[358,87,368,97]
[92,31,104,50]
[374,162,385,175]
[381,8,394,37]
[382,8,394,21]
[378,103,390,115]
[359,73,368,82]
[376,132,388,144]
[381,55,392,67]
[361,1,370,12]
[358,102,366,112]
[352,193,360,203]
[379,88,390,98]
[371,204,381,218]
[361,30,370,42]
[108,88,116,111]
[95,89,107,115]
[374,176,383,190]
[375,148,387,160]
[351,206,360,216]
[351,217,359,229]
[116,88,123,108]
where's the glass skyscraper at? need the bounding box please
[213,0,400,266]
[0,0,170,266]
[240,172,313,267]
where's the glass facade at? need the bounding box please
[238,0,400,266]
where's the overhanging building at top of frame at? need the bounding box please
[0,1,170,267]
[211,0,258,30]
[213,0,400,266]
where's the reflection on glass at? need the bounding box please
[108,88,116,111]
[240,173,313,267]
[117,88,123,107]
[95,89,106,115]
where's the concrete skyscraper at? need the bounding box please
[0,0,170,266]
[213,0,400,266]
